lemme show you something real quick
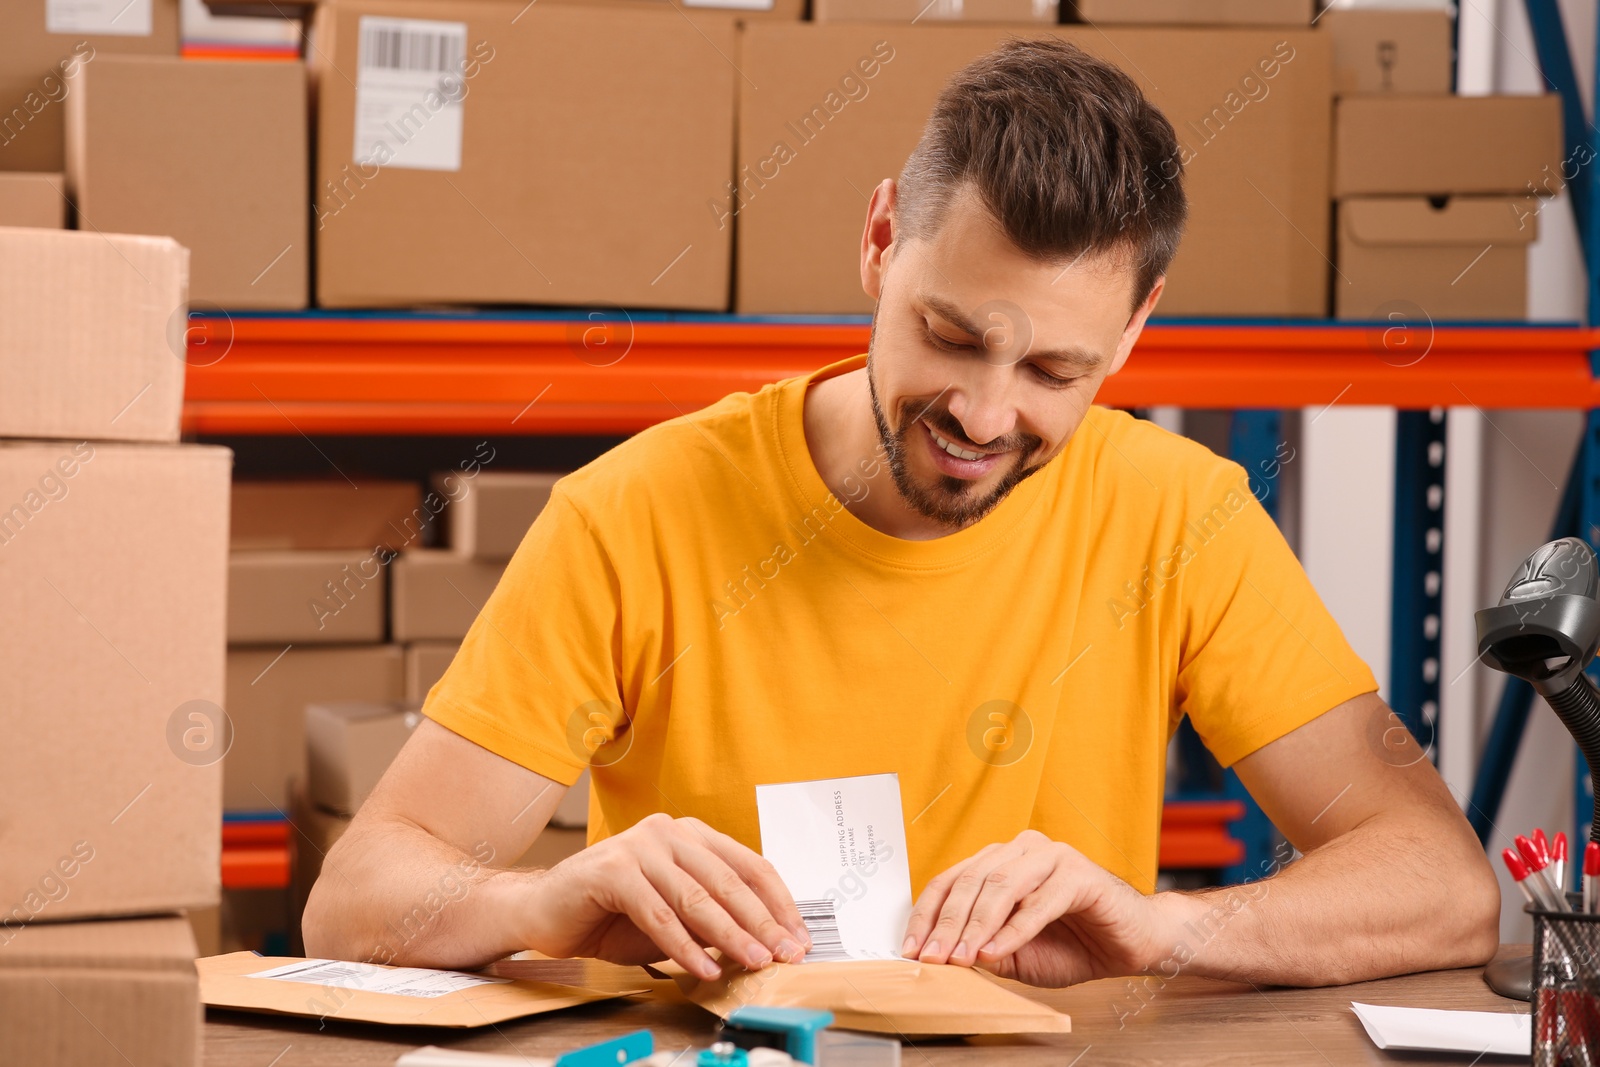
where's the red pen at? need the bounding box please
[1586,843,1600,915]
[1518,835,1570,911]
[1534,828,1552,867]
[1555,832,1570,895]
[1505,848,1538,906]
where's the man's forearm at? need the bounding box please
[1151,811,1500,987]
[301,814,541,970]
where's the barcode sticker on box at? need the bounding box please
[353,16,469,173]
[247,959,510,999]
[47,0,153,36]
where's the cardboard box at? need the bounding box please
[232,479,426,551]
[0,171,65,227]
[288,781,585,954]
[186,905,221,959]
[0,227,186,442]
[228,550,390,645]
[0,915,200,1067]
[0,0,182,173]
[66,56,308,308]
[224,644,404,811]
[390,551,504,641]
[1321,9,1453,96]
[736,25,1333,316]
[305,700,423,815]
[436,470,560,559]
[814,0,1056,21]
[0,443,229,923]
[1334,94,1564,197]
[404,640,458,700]
[1335,196,1535,320]
[1072,0,1309,24]
[312,1,736,310]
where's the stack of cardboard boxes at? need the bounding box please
[220,469,589,950]
[1325,6,1563,319]
[733,4,1332,316]
[1,2,310,308]
[4,0,1577,319]
[0,226,229,1066]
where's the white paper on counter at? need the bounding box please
[1351,1002,1531,1056]
[755,772,913,962]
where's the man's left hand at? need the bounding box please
[900,829,1175,988]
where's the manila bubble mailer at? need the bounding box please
[656,772,1071,1036]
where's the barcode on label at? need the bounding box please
[361,23,463,74]
[277,961,366,985]
[795,898,851,962]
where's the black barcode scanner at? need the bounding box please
[1477,537,1600,844]
[1477,538,1600,1002]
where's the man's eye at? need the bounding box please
[922,324,969,352]
[1031,364,1077,388]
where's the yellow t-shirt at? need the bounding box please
[424,354,1377,895]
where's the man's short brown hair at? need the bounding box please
[895,38,1187,306]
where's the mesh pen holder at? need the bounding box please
[1531,895,1600,1067]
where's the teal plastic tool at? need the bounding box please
[724,1007,835,1064]
[553,1029,654,1067]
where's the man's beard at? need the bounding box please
[865,350,1048,530]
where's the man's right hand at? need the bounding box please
[521,812,812,979]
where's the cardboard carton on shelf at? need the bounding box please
[434,469,561,560]
[814,0,1057,22]
[390,551,505,642]
[65,55,309,309]
[1070,0,1309,25]
[1334,94,1565,197]
[224,644,405,812]
[1319,8,1453,96]
[0,915,201,1067]
[0,0,181,173]
[231,479,426,552]
[0,227,186,442]
[1335,196,1536,321]
[228,549,390,645]
[0,172,65,227]
[312,0,736,310]
[305,700,423,816]
[404,640,458,700]
[0,443,229,922]
[736,24,1333,316]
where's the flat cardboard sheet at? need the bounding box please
[198,952,646,1027]
[659,956,1071,1036]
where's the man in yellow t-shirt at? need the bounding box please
[305,39,1497,989]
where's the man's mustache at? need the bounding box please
[904,403,1041,457]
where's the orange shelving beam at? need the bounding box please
[180,317,1600,437]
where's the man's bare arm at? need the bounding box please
[300,719,565,969]
[902,692,1500,988]
[301,718,812,975]
[1160,691,1500,985]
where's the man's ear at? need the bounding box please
[860,179,897,302]
[1107,276,1165,376]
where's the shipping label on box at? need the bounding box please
[48,0,154,35]
[354,16,468,172]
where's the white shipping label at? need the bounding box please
[755,772,913,962]
[246,959,510,998]
[354,16,468,173]
[47,0,153,35]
